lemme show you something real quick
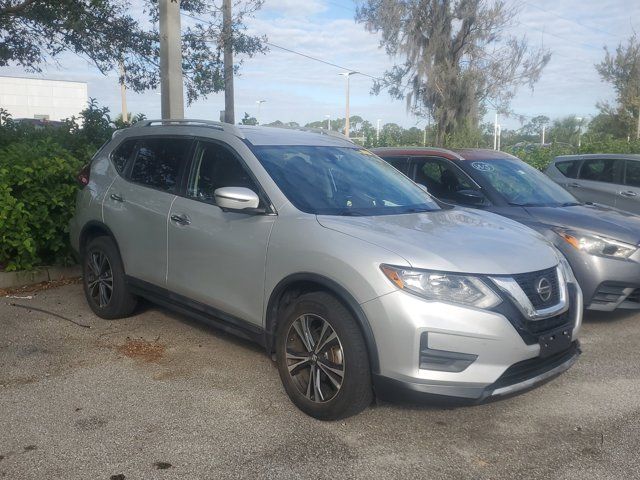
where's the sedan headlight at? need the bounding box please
[553,228,637,259]
[380,264,501,309]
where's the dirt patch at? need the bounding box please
[117,339,165,363]
[0,277,81,297]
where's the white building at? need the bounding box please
[0,76,88,121]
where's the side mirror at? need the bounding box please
[456,189,486,206]
[214,187,261,213]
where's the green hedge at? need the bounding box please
[0,138,83,271]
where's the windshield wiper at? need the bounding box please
[339,210,365,216]
[560,202,581,207]
[508,202,538,207]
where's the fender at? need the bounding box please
[265,272,380,374]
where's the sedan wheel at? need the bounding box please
[86,250,114,308]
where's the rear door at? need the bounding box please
[167,138,275,326]
[617,159,640,214]
[104,136,193,286]
[571,157,624,208]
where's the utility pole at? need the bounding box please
[376,118,381,143]
[339,71,356,138]
[493,113,498,150]
[541,125,546,145]
[222,0,234,124]
[256,99,266,125]
[497,124,502,151]
[119,59,128,123]
[325,114,331,131]
[636,106,640,140]
[159,0,184,119]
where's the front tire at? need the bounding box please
[82,236,137,319]
[275,291,373,420]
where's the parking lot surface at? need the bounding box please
[1,283,639,480]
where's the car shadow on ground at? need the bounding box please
[133,298,267,356]
[582,308,638,323]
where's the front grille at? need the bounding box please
[626,288,640,304]
[491,341,580,390]
[491,283,578,345]
[526,309,571,334]
[591,282,627,305]
[512,266,560,309]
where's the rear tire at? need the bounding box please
[82,236,137,319]
[275,291,373,420]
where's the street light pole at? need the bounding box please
[376,118,381,143]
[325,114,331,131]
[256,99,266,125]
[339,71,357,138]
[159,0,184,119]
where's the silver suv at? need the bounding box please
[70,120,582,419]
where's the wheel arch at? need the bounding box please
[264,273,380,374]
[79,221,123,260]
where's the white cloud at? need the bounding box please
[261,0,327,18]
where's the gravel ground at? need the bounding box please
[1,283,639,480]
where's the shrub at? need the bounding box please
[0,138,83,271]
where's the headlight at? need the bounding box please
[554,228,637,259]
[380,264,501,309]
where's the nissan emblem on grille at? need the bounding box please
[536,277,552,302]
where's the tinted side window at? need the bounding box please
[381,156,409,175]
[625,160,640,188]
[188,141,258,204]
[413,157,474,200]
[130,138,191,192]
[579,158,621,183]
[555,160,580,179]
[110,139,137,174]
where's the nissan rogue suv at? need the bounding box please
[70,120,582,420]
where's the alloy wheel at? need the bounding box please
[285,314,345,403]
[86,250,113,308]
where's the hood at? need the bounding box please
[316,208,558,275]
[522,204,640,245]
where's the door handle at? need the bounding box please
[110,193,124,202]
[170,214,191,226]
[568,183,581,188]
[620,191,637,197]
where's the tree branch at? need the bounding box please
[0,0,39,16]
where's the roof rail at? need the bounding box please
[265,124,354,143]
[131,119,245,139]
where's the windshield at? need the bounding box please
[467,159,579,207]
[252,146,440,216]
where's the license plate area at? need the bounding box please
[539,327,572,358]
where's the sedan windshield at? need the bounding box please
[252,146,440,216]
[467,159,579,207]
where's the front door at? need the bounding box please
[167,139,275,326]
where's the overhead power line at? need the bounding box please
[180,12,381,80]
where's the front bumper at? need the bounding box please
[558,243,640,311]
[361,283,582,403]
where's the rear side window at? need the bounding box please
[129,137,192,192]
[579,158,622,184]
[110,139,137,174]
[625,160,640,188]
[555,160,580,179]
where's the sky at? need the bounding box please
[1,0,639,130]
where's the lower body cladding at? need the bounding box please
[361,284,582,403]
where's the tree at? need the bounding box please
[595,34,640,139]
[0,0,266,104]
[355,0,550,146]
[239,112,258,125]
[547,116,586,146]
